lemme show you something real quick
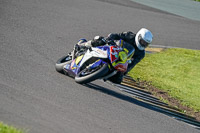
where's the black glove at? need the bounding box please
[91,36,106,47]
[106,39,116,45]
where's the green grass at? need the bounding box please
[0,122,25,133]
[194,0,200,2]
[129,48,200,112]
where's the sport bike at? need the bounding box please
[55,39,134,84]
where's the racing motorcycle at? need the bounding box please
[55,39,134,84]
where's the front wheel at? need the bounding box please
[55,55,72,74]
[75,64,109,84]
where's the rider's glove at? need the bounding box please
[91,36,106,47]
[105,38,116,45]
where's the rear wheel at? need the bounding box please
[55,55,72,74]
[75,64,109,84]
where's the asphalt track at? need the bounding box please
[0,0,200,133]
[131,0,200,21]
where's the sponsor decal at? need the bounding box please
[110,46,122,62]
[96,49,107,56]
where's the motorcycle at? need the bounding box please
[55,39,134,84]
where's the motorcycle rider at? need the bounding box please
[75,28,153,84]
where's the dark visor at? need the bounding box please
[138,34,149,48]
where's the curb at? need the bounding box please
[110,75,200,129]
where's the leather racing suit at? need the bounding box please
[107,31,145,73]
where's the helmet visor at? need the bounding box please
[138,35,150,48]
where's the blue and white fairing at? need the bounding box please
[63,46,110,77]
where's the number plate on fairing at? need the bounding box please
[110,46,122,63]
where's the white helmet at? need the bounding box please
[135,28,153,50]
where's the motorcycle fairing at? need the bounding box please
[75,55,84,65]
[87,59,107,70]
[63,55,84,77]
[63,47,108,77]
[63,44,130,77]
[112,50,128,72]
[109,46,123,63]
[63,61,76,77]
[77,47,108,68]
[115,39,124,47]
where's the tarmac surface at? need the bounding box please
[131,0,200,21]
[0,0,200,133]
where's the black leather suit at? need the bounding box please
[107,31,145,73]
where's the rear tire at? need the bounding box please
[75,64,109,84]
[55,55,72,74]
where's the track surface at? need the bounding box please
[0,0,200,133]
[131,0,200,21]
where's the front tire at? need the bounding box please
[75,64,109,84]
[55,55,72,74]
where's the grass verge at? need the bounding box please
[128,48,200,113]
[0,122,25,133]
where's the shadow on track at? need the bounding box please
[83,82,200,129]
[83,82,164,112]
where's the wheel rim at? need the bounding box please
[79,65,102,77]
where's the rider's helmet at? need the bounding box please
[135,28,153,50]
